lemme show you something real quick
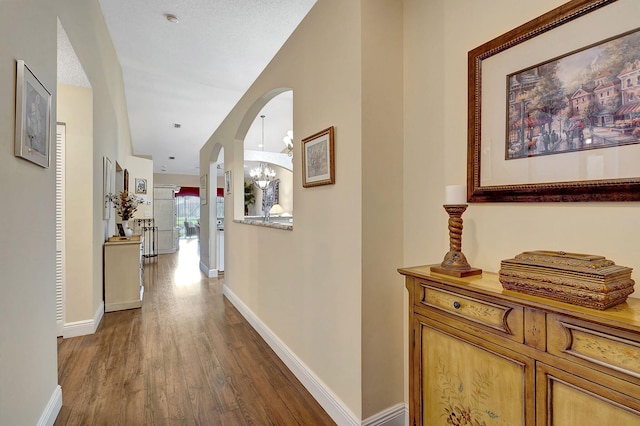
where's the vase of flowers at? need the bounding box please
[122,219,133,236]
[107,191,144,237]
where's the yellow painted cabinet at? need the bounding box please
[414,315,534,425]
[537,363,640,425]
[104,241,143,312]
[399,266,640,426]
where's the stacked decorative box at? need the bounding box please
[499,250,635,310]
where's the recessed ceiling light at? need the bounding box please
[173,123,181,128]
[166,14,179,24]
[258,144,264,148]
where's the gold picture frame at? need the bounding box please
[302,126,335,188]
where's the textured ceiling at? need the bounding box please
[93,0,315,175]
[57,19,91,89]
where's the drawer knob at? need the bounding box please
[453,301,461,309]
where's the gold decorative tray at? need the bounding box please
[499,251,634,310]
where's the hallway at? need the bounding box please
[54,240,334,425]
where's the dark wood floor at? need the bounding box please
[54,240,335,425]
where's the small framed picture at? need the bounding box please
[15,60,52,168]
[225,170,232,194]
[103,157,112,220]
[200,174,208,205]
[135,178,147,194]
[117,223,125,237]
[302,126,335,187]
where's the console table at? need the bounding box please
[398,265,640,425]
[104,240,143,312]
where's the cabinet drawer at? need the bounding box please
[416,282,524,342]
[548,314,640,382]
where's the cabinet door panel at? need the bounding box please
[537,363,640,426]
[416,317,534,425]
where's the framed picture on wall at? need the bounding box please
[302,126,335,187]
[103,157,112,219]
[14,59,52,168]
[262,179,279,213]
[135,178,147,194]
[468,0,640,202]
[225,170,232,194]
[200,174,208,205]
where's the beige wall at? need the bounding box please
[200,0,405,420]
[202,0,640,422]
[125,156,153,221]
[361,0,404,417]
[154,172,199,188]
[58,0,131,323]
[58,84,95,323]
[1,0,140,422]
[403,0,640,298]
[59,0,149,322]
[6,0,638,423]
[0,1,59,423]
[201,0,365,416]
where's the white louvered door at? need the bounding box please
[55,123,66,336]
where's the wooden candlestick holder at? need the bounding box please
[430,204,482,278]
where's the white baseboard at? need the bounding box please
[37,385,62,426]
[363,403,408,426]
[224,285,407,426]
[63,302,104,338]
[105,300,142,312]
[224,285,361,425]
[199,260,218,277]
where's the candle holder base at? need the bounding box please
[431,262,483,278]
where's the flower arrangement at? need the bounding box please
[107,191,144,220]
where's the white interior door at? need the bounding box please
[55,124,66,336]
[154,186,177,254]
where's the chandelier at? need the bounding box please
[250,115,276,221]
[250,162,275,191]
[250,115,276,191]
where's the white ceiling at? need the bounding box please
[60,0,315,176]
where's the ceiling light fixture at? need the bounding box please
[166,14,179,24]
[250,115,276,222]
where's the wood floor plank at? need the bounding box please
[54,240,335,426]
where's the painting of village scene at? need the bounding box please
[507,28,640,160]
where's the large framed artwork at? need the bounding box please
[302,126,335,188]
[468,0,640,202]
[15,60,51,168]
